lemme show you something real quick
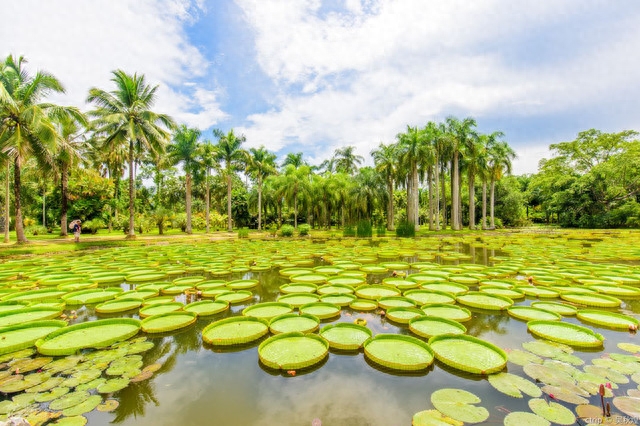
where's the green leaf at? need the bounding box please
[430,389,489,424]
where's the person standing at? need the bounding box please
[72,220,82,243]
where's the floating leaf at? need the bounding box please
[612,396,640,417]
[258,332,328,370]
[62,394,102,416]
[96,399,119,412]
[52,415,88,426]
[411,409,463,426]
[528,398,576,425]
[487,372,542,398]
[49,390,91,410]
[618,343,640,353]
[430,388,489,424]
[35,386,70,402]
[522,340,572,357]
[429,335,507,374]
[503,412,550,426]
[541,385,589,404]
[364,334,434,371]
[527,320,604,348]
[97,377,129,393]
[319,323,371,350]
[507,349,543,366]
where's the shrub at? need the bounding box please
[23,217,36,227]
[267,223,278,237]
[238,227,249,239]
[26,225,48,236]
[395,220,415,238]
[376,225,387,237]
[279,224,295,237]
[343,226,356,237]
[356,220,372,238]
[298,224,311,236]
[82,218,105,234]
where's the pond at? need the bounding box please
[0,231,639,425]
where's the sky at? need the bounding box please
[2,0,639,175]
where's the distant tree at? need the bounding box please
[215,129,246,231]
[168,125,201,234]
[246,146,277,230]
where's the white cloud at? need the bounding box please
[0,0,227,129]
[512,143,552,176]
[235,0,640,169]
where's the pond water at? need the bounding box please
[1,233,640,425]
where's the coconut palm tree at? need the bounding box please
[371,142,398,231]
[197,138,218,233]
[488,138,516,229]
[332,145,364,175]
[0,55,73,243]
[280,164,311,229]
[246,146,277,231]
[462,130,484,230]
[51,109,89,236]
[1,153,10,243]
[87,70,175,238]
[215,129,246,232]
[281,152,306,169]
[168,125,201,234]
[397,125,431,230]
[445,116,477,230]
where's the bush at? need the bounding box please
[279,224,294,237]
[238,227,249,239]
[343,226,356,237]
[26,225,48,236]
[395,220,415,238]
[356,220,372,238]
[298,224,311,236]
[267,223,278,237]
[376,225,387,237]
[82,218,105,234]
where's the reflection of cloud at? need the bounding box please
[254,370,407,426]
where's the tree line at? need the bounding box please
[2,55,639,243]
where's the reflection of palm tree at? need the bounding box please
[464,311,510,337]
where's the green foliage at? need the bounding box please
[376,225,387,237]
[238,227,249,238]
[279,224,294,237]
[395,220,415,238]
[356,220,373,237]
[82,218,105,234]
[298,224,311,236]
[343,226,356,237]
[23,217,36,227]
[26,225,48,236]
[267,223,278,237]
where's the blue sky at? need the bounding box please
[2,0,639,174]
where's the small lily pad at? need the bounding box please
[507,349,543,366]
[503,412,550,426]
[96,399,119,412]
[528,398,576,425]
[412,409,463,426]
[488,372,542,398]
[62,394,102,416]
[430,388,489,424]
[612,396,640,417]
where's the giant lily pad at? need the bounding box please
[299,302,341,319]
[36,318,141,356]
[528,398,576,425]
[215,290,254,304]
[527,320,604,347]
[507,306,561,322]
[0,320,67,355]
[139,302,183,318]
[183,300,229,317]
[242,302,293,320]
[428,334,507,374]
[385,307,425,324]
[430,388,489,424]
[62,288,123,305]
[576,309,639,330]
[560,292,621,308]
[269,313,320,335]
[0,307,63,328]
[530,301,577,316]
[141,312,197,333]
[409,316,466,339]
[455,291,513,310]
[355,285,401,300]
[95,298,142,314]
[258,332,328,370]
[277,293,320,307]
[320,323,372,350]
[421,304,472,322]
[364,334,434,371]
[202,316,269,346]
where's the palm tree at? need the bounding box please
[87,70,174,238]
[488,139,516,229]
[51,109,89,236]
[281,152,306,169]
[197,139,218,233]
[280,164,311,229]
[462,130,484,230]
[246,146,277,231]
[397,125,431,230]
[168,125,201,234]
[351,167,384,220]
[0,55,69,243]
[215,129,246,232]
[371,142,398,231]
[332,146,364,175]
[445,116,477,230]
[1,152,10,243]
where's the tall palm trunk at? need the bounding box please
[452,153,461,230]
[428,166,434,231]
[14,157,27,243]
[386,177,394,231]
[490,177,496,229]
[226,172,232,232]
[441,163,447,229]
[293,188,298,229]
[257,176,263,231]
[127,141,135,238]
[60,163,68,236]
[4,161,10,243]
[435,157,440,231]
[185,173,192,234]
[407,164,419,230]
[205,169,210,233]
[468,171,475,230]
[481,180,487,230]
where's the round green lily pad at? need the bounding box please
[242,302,293,320]
[560,292,622,308]
[503,412,550,426]
[456,291,513,310]
[319,293,356,306]
[96,377,130,393]
[49,390,91,410]
[349,299,378,311]
[35,385,70,402]
[183,300,229,317]
[488,372,542,398]
[36,318,141,356]
[507,306,561,322]
[377,296,417,309]
[530,301,577,316]
[299,302,341,319]
[277,293,320,307]
[0,307,63,328]
[355,285,401,300]
[215,290,254,304]
[258,332,328,370]
[95,298,142,314]
[421,304,472,322]
[430,388,489,424]
[320,323,372,350]
[125,273,167,283]
[61,394,102,416]
[326,276,365,286]
[202,316,269,346]
[0,320,67,355]
[420,282,469,296]
[385,307,424,324]
[269,313,320,335]
[409,316,466,339]
[141,312,197,333]
[364,334,434,371]
[528,398,576,425]
[62,288,123,305]
[411,409,464,426]
[527,320,604,347]
[160,284,195,295]
[139,302,183,318]
[428,334,507,374]
[227,279,259,290]
[576,309,639,329]
[613,396,640,417]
